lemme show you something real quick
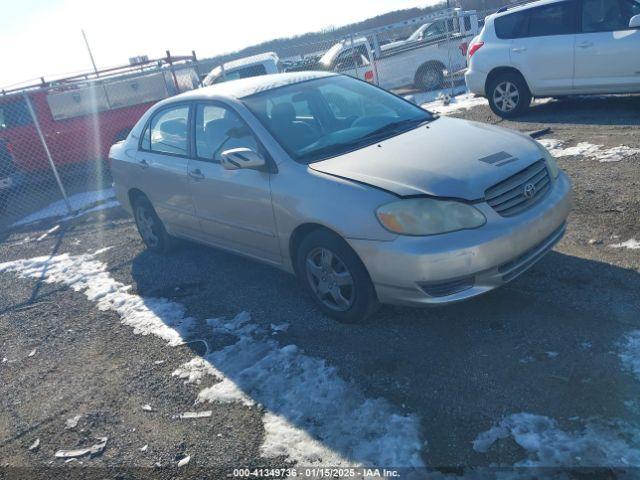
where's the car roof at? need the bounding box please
[494,0,567,17]
[175,71,336,102]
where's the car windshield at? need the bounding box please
[241,75,434,164]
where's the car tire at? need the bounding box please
[132,194,176,254]
[296,229,380,323]
[415,63,445,91]
[487,72,531,118]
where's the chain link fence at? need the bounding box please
[0,56,200,232]
[1,7,483,234]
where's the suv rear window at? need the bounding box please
[494,1,576,38]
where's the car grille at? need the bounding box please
[418,276,475,297]
[485,160,551,217]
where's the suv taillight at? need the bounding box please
[468,41,484,58]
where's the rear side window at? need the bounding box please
[495,11,529,39]
[0,98,33,130]
[494,1,576,38]
[146,105,190,156]
[528,2,577,36]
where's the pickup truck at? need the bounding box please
[318,10,479,91]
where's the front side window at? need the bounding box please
[194,104,260,162]
[582,0,640,32]
[242,75,433,164]
[147,105,189,155]
[527,2,577,36]
[0,98,33,130]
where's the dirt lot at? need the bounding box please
[0,95,639,478]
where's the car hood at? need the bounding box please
[309,117,544,200]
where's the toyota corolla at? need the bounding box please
[109,72,572,323]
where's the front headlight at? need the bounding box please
[376,198,486,236]
[537,142,560,179]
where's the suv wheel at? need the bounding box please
[488,72,531,118]
[132,195,175,253]
[296,230,380,323]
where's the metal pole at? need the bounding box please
[23,92,73,214]
[81,29,99,77]
[444,13,455,98]
[349,34,360,79]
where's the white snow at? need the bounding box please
[0,250,424,469]
[62,199,120,221]
[12,188,116,227]
[0,252,194,347]
[538,139,640,163]
[421,92,488,115]
[610,239,640,250]
[473,413,640,466]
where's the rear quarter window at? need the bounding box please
[494,11,529,39]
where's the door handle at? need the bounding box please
[139,158,149,169]
[512,47,527,53]
[189,168,205,180]
[577,41,593,48]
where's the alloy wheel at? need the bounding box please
[305,247,355,312]
[135,205,159,248]
[493,81,520,112]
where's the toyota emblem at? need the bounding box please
[523,183,536,199]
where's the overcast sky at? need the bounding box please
[0,0,440,89]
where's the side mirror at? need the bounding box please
[220,147,266,171]
[630,15,640,28]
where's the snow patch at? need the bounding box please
[0,251,424,468]
[610,239,640,250]
[0,252,193,346]
[421,92,488,115]
[538,139,640,163]
[12,188,116,227]
[474,413,640,466]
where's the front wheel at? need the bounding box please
[132,195,176,254]
[296,230,379,323]
[487,72,531,118]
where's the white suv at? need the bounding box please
[465,0,640,117]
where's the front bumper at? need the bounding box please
[348,172,572,306]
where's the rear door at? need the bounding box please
[574,0,640,93]
[508,1,578,95]
[136,103,198,236]
[187,102,280,264]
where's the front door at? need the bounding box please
[188,102,280,264]
[574,0,640,93]
[136,103,197,236]
[509,1,577,95]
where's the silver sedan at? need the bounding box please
[110,72,571,323]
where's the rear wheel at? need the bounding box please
[132,195,175,253]
[487,72,531,118]
[415,63,445,91]
[296,229,379,323]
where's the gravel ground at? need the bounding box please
[0,95,639,478]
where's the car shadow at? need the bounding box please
[128,240,640,468]
[505,94,640,127]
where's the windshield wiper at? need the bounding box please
[361,117,434,140]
